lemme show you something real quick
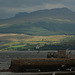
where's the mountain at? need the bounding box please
[0,7,75,36]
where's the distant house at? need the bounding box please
[36,45,40,49]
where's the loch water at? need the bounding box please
[0,72,75,75]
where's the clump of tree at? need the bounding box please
[40,40,75,50]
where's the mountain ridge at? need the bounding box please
[0,7,75,36]
[0,7,75,24]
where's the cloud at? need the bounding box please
[0,0,75,19]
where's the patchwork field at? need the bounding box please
[0,33,74,51]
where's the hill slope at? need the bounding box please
[0,8,75,35]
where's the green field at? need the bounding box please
[0,33,74,51]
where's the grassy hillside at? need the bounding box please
[0,8,75,51]
[0,34,74,51]
[0,22,75,36]
[40,35,75,50]
[0,8,75,36]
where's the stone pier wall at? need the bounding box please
[10,58,75,72]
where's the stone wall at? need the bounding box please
[10,58,75,72]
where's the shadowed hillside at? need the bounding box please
[0,8,75,35]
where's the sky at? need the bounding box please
[0,0,75,19]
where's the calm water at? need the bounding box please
[0,51,48,69]
[0,72,75,75]
[0,50,75,75]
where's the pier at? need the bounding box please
[10,58,75,72]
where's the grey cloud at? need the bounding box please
[0,0,74,8]
[0,0,75,19]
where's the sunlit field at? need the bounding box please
[0,33,74,51]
